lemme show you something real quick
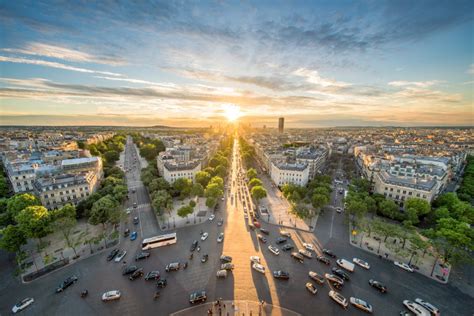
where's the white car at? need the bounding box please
[353,258,370,269]
[350,297,373,313]
[306,282,318,294]
[114,250,127,263]
[394,261,414,272]
[280,230,291,238]
[336,207,343,213]
[217,232,224,243]
[250,256,260,264]
[102,290,121,301]
[125,207,132,214]
[415,298,440,316]
[221,197,225,201]
[329,290,348,308]
[403,300,431,316]
[268,245,280,255]
[201,232,209,241]
[303,243,315,252]
[252,263,265,274]
[299,249,313,258]
[209,214,215,221]
[12,298,34,314]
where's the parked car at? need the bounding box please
[217,232,224,243]
[216,269,228,278]
[257,234,267,243]
[123,229,130,237]
[369,279,387,293]
[102,290,121,302]
[208,214,215,221]
[129,268,144,280]
[221,263,234,271]
[350,297,373,313]
[331,267,350,281]
[282,244,294,251]
[201,232,209,241]
[280,230,291,238]
[115,250,127,263]
[259,228,269,235]
[329,290,348,308]
[316,255,330,265]
[165,262,180,272]
[414,298,440,316]
[335,207,343,213]
[220,255,232,263]
[306,282,318,295]
[308,271,325,285]
[55,275,78,293]
[299,249,313,258]
[303,243,315,252]
[189,291,207,304]
[325,273,344,288]
[133,216,139,224]
[291,252,304,263]
[276,237,287,244]
[323,249,336,258]
[353,258,370,269]
[250,256,261,264]
[403,300,431,316]
[201,254,209,263]
[12,298,34,314]
[135,252,150,261]
[252,263,265,274]
[107,249,119,261]
[273,270,289,279]
[156,279,167,288]
[253,220,261,228]
[190,240,198,251]
[144,271,160,281]
[217,219,224,226]
[130,231,138,241]
[268,245,280,255]
[395,261,414,272]
[122,265,138,275]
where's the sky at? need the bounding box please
[0,0,473,127]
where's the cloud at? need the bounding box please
[0,56,123,77]
[467,64,474,75]
[293,68,351,88]
[388,80,442,88]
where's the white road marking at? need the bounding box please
[329,206,336,238]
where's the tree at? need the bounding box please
[372,219,398,253]
[209,176,224,189]
[88,195,118,229]
[346,199,368,222]
[189,200,197,208]
[173,178,193,198]
[246,168,257,180]
[7,193,41,225]
[104,150,120,164]
[206,196,217,209]
[405,198,431,223]
[379,199,400,220]
[139,144,158,161]
[149,178,170,192]
[152,190,172,215]
[105,166,125,179]
[15,206,52,242]
[251,186,267,201]
[191,183,204,197]
[311,193,329,210]
[112,185,128,203]
[52,215,79,256]
[52,204,76,220]
[0,225,27,253]
[195,171,211,187]
[215,165,227,178]
[290,203,311,220]
[248,178,263,188]
[205,183,223,199]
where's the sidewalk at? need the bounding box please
[157,197,214,231]
[349,223,451,284]
[170,300,301,316]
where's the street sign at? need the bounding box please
[352,230,357,236]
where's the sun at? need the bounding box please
[222,104,241,122]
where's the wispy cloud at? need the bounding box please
[388,80,442,88]
[467,64,474,75]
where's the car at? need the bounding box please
[299,249,313,258]
[135,252,150,261]
[276,237,287,244]
[123,228,130,237]
[336,207,343,213]
[268,245,280,255]
[325,273,344,288]
[368,279,387,293]
[156,279,167,288]
[308,271,325,285]
[303,243,315,252]
[122,265,138,275]
[221,197,225,201]
[190,240,198,251]
[403,300,431,316]
[107,249,119,261]
[201,232,209,241]
[323,249,336,258]
[317,255,330,265]
[130,231,138,241]
[331,267,350,281]
[353,258,370,269]
[350,297,373,313]
[55,275,78,293]
[282,244,294,251]
[217,232,224,243]
[259,228,270,235]
[329,290,348,308]
[273,270,290,279]
[209,214,215,221]
[414,298,440,316]
[145,270,160,281]
[250,256,260,264]
[252,263,265,274]
[102,290,121,302]
[291,252,304,263]
[306,282,318,295]
[220,255,232,263]
[253,220,261,228]
[248,222,255,230]
[115,250,127,263]
[257,234,267,243]
[133,217,139,225]
[221,263,234,270]
[125,208,132,214]
[129,268,144,280]
[201,254,209,263]
[216,269,228,278]
[395,261,414,272]
[12,298,34,314]
[244,213,249,219]
[280,230,291,238]
[133,202,137,208]
[189,291,207,304]
[165,262,180,272]
[217,219,224,226]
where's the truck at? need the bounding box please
[336,259,355,272]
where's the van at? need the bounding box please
[216,269,228,278]
[165,262,180,272]
[336,259,355,272]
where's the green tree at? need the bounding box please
[248,178,263,188]
[215,165,227,178]
[0,225,27,253]
[346,199,368,222]
[140,144,158,161]
[52,215,79,256]
[189,200,197,208]
[205,183,223,199]
[405,198,431,222]
[379,199,400,220]
[290,203,311,220]
[104,150,120,164]
[112,185,128,203]
[88,195,118,229]
[173,178,193,198]
[6,193,41,225]
[105,166,125,179]
[195,171,211,187]
[191,183,204,197]
[149,178,170,192]
[246,168,257,180]
[251,186,267,201]
[206,196,217,209]
[209,176,224,189]
[15,205,52,243]
[151,190,173,215]
[311,193,329,210]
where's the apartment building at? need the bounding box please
[270,162,309,186]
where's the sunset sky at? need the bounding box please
[0,1,473,127]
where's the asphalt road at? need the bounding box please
[0,138,472,315]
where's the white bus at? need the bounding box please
[142,233,177,250]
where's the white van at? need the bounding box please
[336,259,355,272]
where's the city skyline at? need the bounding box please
[1,1,473,127]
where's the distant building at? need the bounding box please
[278,117,284,133]
[270,162,309,186]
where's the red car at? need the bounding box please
[253,221,261,228]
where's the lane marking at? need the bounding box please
[329,205,335,238]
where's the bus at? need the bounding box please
[142,233,177,250]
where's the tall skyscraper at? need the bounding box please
[278,117,284,133]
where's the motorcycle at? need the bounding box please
[81,290,88,298]
[154,291,160,300]
[183,262,188,269]
[197,246,201,252]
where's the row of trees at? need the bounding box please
[245,168,267,202]
[81,134,127,171]
[130,133,166,162]
[457,155,474,203]
[0,162,10,198]
[239,137,255,168]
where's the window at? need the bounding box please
[408,192,412,195]
[403,190,406,194]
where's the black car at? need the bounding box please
[107,249,119,261]
[273,270,290,279]
[201,254,209,263]
[189,291,207,304]
[332,268,350,281]
[129,268,144,280]
[291,252,304,263]
[145,271,160,281]
[323,249,336,258]
[133,217,139,225]
[190,240,198,252]
[282,244,294,251]
[156,279,167,288]
[220,255,232,263]
[122,265,138,275]
[259,228,270,235]
[369,279,387,293]
[317,255,331,265]
[276,237,287,244]
[257,234,267,243]
[123,229,130,237]
[135,252,151,261]
[55,275,78,293]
